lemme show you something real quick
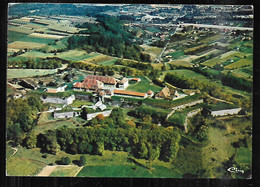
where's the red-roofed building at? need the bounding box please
[86,75,117,89]
[147,90,154,97]
[114,90,147,99]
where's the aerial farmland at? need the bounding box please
[6,3,253,180]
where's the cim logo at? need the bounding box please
[227,167,244,174]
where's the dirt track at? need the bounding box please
[37,165,57,176]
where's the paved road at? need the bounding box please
[180,23,253,31]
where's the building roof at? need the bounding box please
[119,78,128,84]
[147,90,154,95]
[74,79,102,90]
[23,79,38,87]
[114,90,146,97]
[155,87,171,98]
[46,88,58,93]
[131,78,141,81]
[85,75,116,85]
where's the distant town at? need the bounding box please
[6,4,252,178]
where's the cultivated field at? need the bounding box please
[224,59,252,69]
[29,33,65,39]
[8,41,47,50]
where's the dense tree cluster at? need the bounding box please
[37,125,181,162]
[69,15,151,62]
[7,96,43,146]
[8,58,62,69]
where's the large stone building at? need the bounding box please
[73,75,129,91]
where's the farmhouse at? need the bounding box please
[155,87,177,100]
[114,90,148,99]
[73,75,117,91]
[117,78,129,90]
[87,75,117,89]
[41,94,75,105]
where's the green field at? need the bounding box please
[7,68,57,79]
[57,50,98,62]
[8,31,28,43]
[126,76,162,93]
[168,51,185,59]
[162,69,209,81]
[19,35,54,44]
[98,58,118,66]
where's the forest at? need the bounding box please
[68,15,151,62]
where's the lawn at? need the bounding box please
[126,76,162,93]
[7,68,57,79]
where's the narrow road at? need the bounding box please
[11,147,18,157]
[204,92,234,105]
[166,109,175,120]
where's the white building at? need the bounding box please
[211,108,242,117]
